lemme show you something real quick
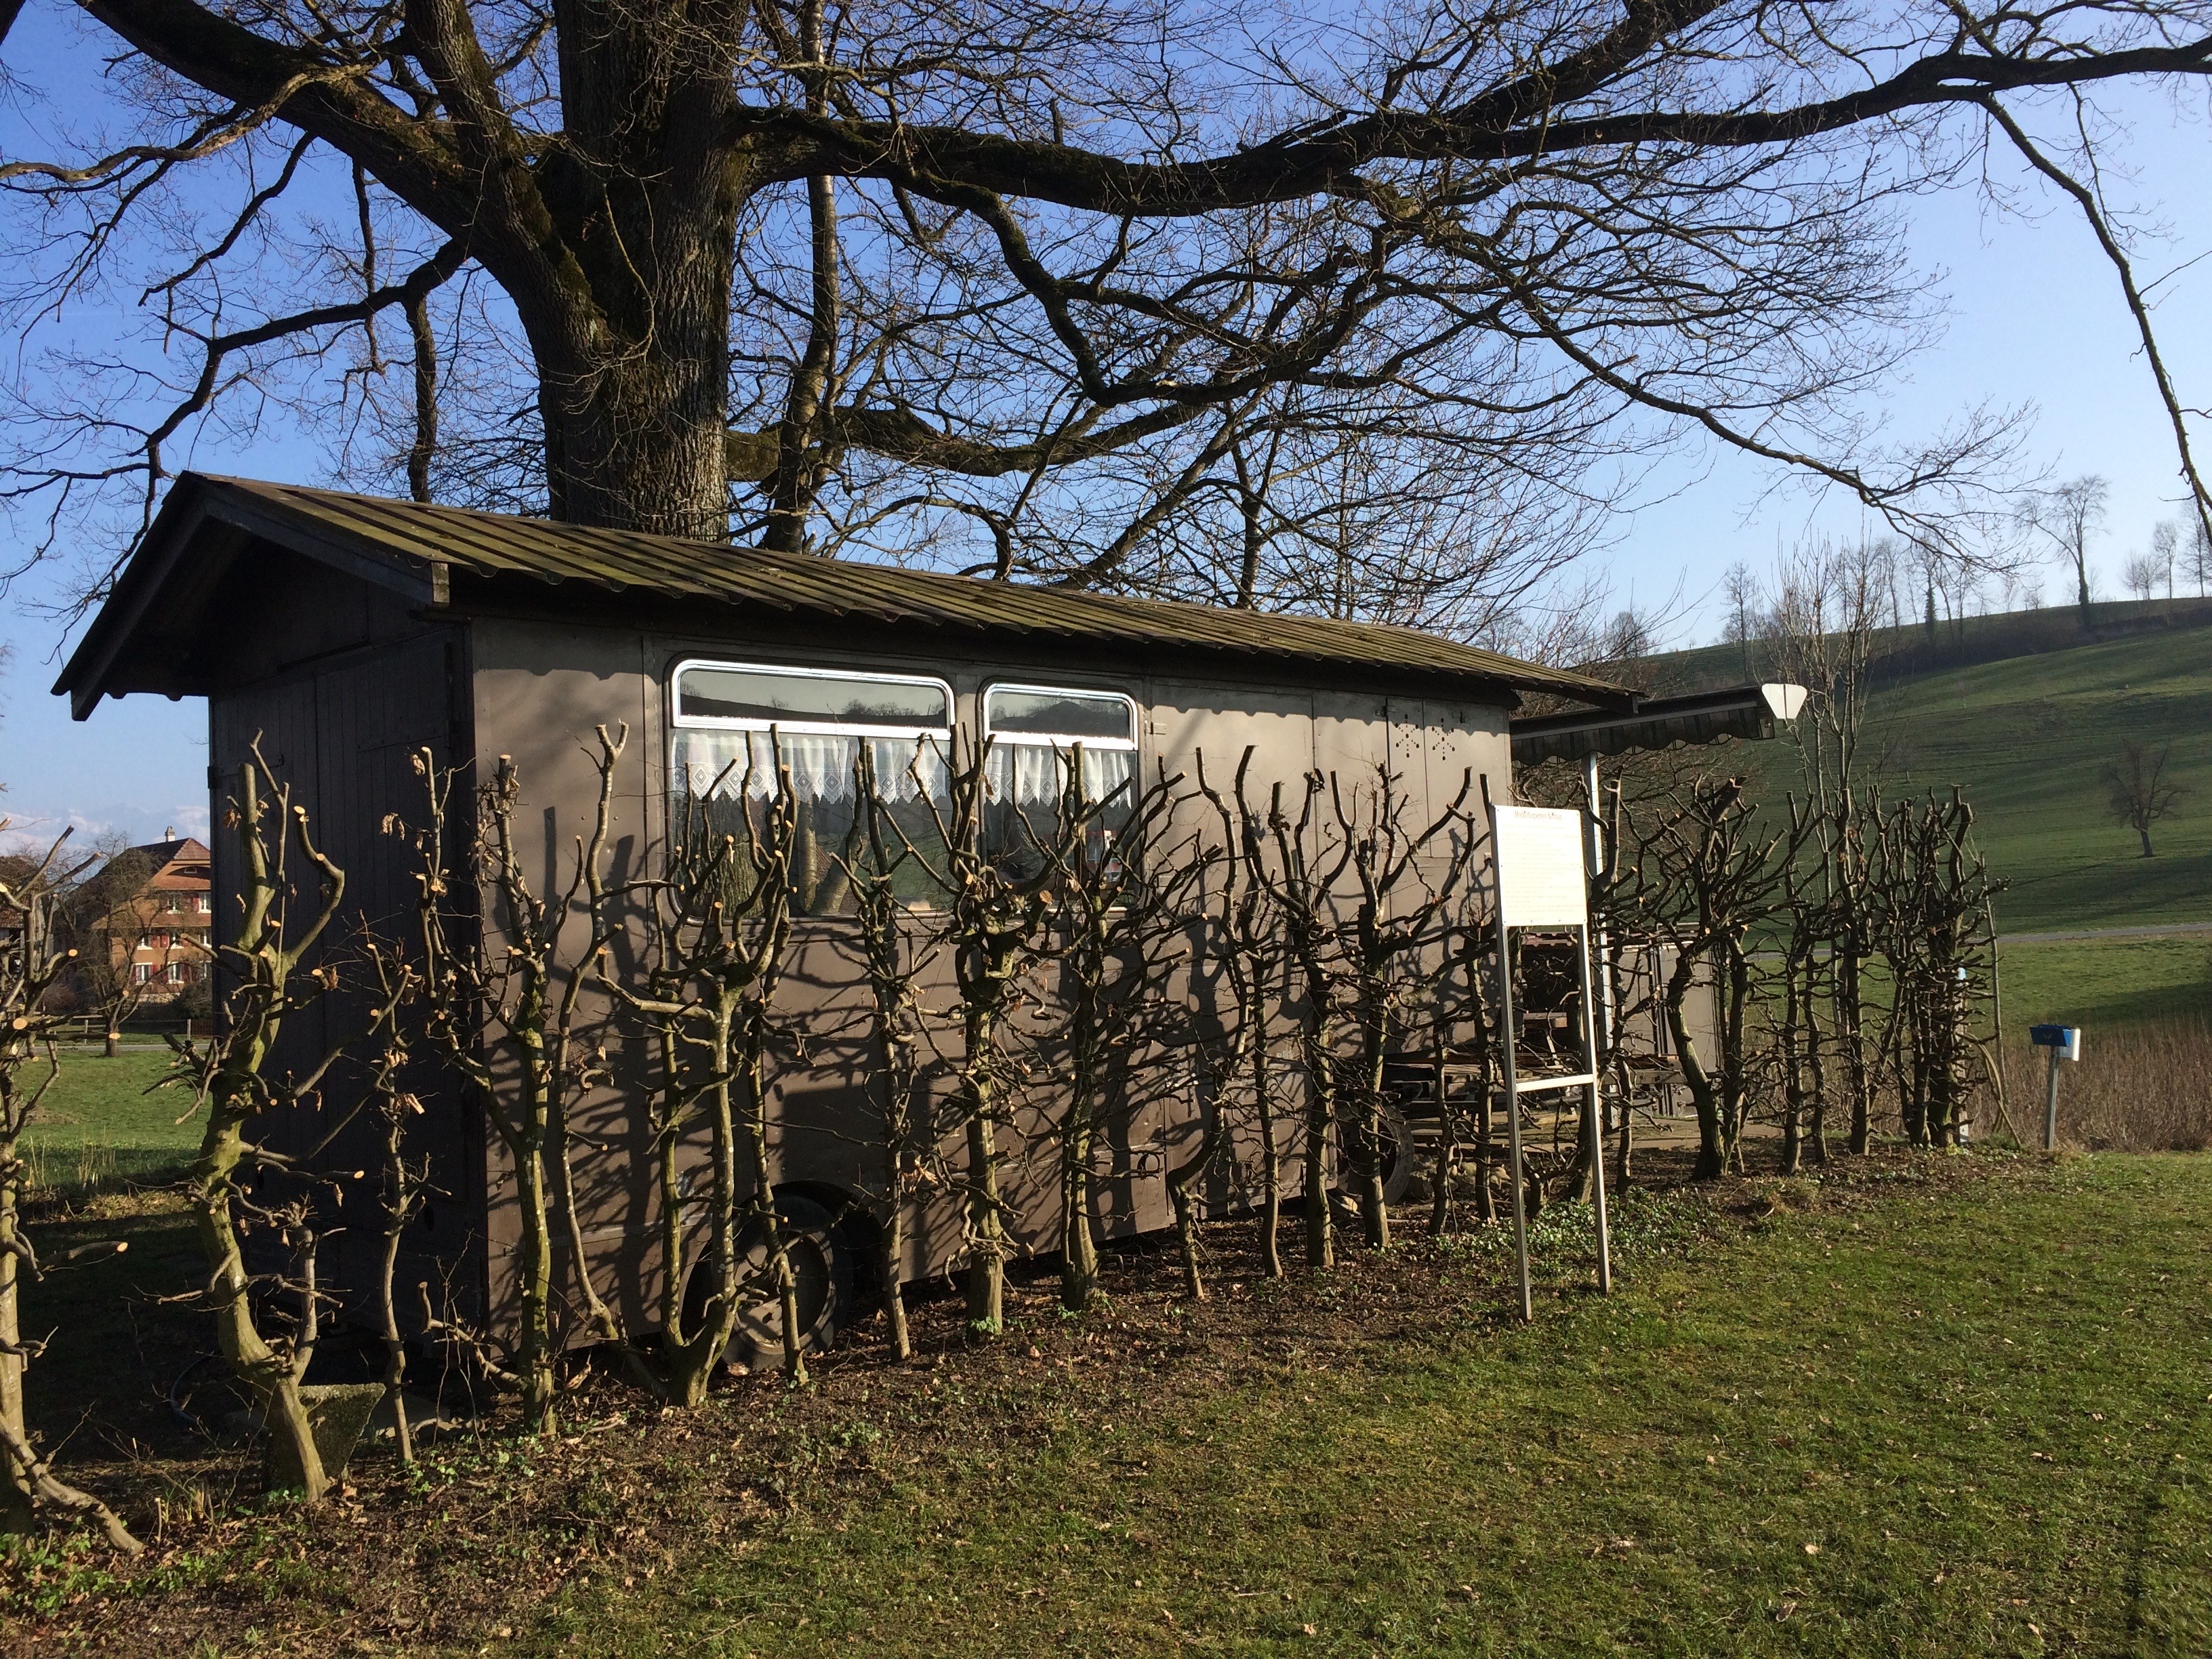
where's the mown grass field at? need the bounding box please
[1998,936,2209,1031]
[1867,630,2212,934]
[1662,615,2212,938]
[18,1047,197,1193]
[530,1155,2212,1659]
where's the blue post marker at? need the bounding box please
[2029,1025,2083,1151]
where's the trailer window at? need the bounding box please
[671,661,953,914]
[981,684,1139,876]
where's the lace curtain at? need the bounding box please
[673,731,947,804]
[986,743,1135,809]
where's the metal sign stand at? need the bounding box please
[1488,800,1613,1322]
[2030,1023,2082,1151]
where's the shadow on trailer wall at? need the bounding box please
[58,474,1646,1352]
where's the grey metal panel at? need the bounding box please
[207,622,470,1320]
[207,605,1533,1336]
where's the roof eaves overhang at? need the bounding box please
[60,472,1636,720]
[54,476,439,719]
[1509,682,1809,766]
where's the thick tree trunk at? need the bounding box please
[0,1180,32,1534]
[516,12,744,542]
[1251,1004,1283,1277]
[510,1132,558,1435]
[963,1006,1006,1332]
[539,337,733,540]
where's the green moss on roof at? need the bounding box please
[70,474,1633,710]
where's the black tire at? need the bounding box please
[683,1193,853,1370]
[1332,1101,1416,1208]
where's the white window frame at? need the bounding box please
[981,682,1139,752]
[670,658,955,741]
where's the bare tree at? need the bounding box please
[2152,520,2179,599]
[900,735,1067,1335]
[1196,752,1290,1277]
[359,939,427,1463]
[2192,520,2212,598]
[2123,551,2161,602]
[1763,537,1893,1156]
[1626,777,1803,1179]
[2023,476,2110,627]
[8,0,2209,608]
[1030,757,1199,1311]
[2102,740,2184,859]
[1866,791,2001,1147]
[0,828,140,1551]
[604,750,811,1398]
[1721,561,1761,676]
[405,734,626,1435]
[163,748,401,1500]
[1252,773,1356,1270]
[1327,766,1473,1250]
[838,749,935,1361]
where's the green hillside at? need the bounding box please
[1620,608,2212,1008]
[1632,614,2212,939]
[1854,628,2212,934]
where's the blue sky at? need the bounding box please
[3,67,2207,851]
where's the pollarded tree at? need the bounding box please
[1624,776,1804,1179]
[6,0,2212,591]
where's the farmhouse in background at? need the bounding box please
[55,472,1685,1349]
[104,834,215,1000]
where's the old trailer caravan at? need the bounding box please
[60,474,1637,1347]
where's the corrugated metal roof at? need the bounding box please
[61,473,1634,712]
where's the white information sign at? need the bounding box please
[1491,804,1589,929]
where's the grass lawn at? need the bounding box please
[19,1048,200,1192]
[1999,936,2211,1031]
[539,1155,2212,1658]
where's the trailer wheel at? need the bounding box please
[683,1193,853,1370]
[1332,1101,1416,1208]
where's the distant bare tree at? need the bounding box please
[2123,552,2161,602]
[2023,476,2110,626]
[58,842,155,1057]
[2191,520,2212,598]
[2102,741,2183,859]
[1720,562,1761,674]
[2152,520,2179,599]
